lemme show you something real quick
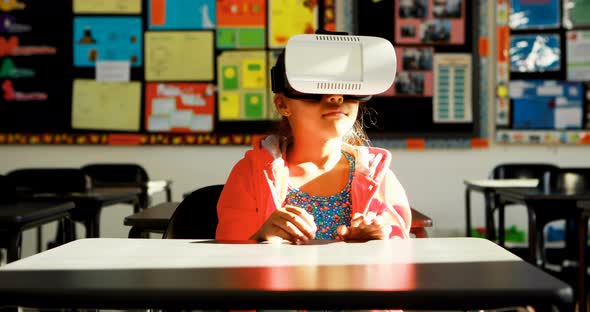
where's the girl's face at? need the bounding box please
[276,94,359,141]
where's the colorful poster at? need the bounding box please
[74,17,142,67]
[217,51,268,120]
[145,83,215,132]
[509,0,560,29]
[148,0,215,30]
[73,0,142,14]
[433,54,472,123]
[395,0,465,45]
[72,80,141,131]
[216,0,266,49]
[145,31,214,81]
[563,0,590,28]
[268,0,317,48]
[567,31,590,81]
[510,80,583,130]
[510,34,560,72]
[380,47,433,97]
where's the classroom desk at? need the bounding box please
[496,188,590,268]
[464,179,539,243]
[0,201,75,263]
[577,200,590,312]
[124,202,433,238]
[30,187,141,238]
[0,238,572,311]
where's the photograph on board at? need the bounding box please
[433,0,462,18]
[395,72,425,95]
[402,47,433,71]
[399,0,427,18]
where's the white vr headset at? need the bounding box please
[271,33,397,101]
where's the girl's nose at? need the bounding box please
[325,94,344,104]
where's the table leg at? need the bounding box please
[36,226,42,253]
[7,230,21,263]
[528,205,542,266]
[166,185,172,202]
[485,191,497,241]
[84,205,103,238]
[128,226,146,238]
[465,187,471,237]
[579,212,588,312]
[498,200,506,247]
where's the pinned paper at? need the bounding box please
[145,31,214,81]
[145,82,215,133]
[149,0,215,29]
[433,54,472,123]
[268,0,317,48]
[219,92,240,119]
[74,17,142,67]
[73,0,142,14]
[216,0,266,49]
[96,61,130,82]
[72,80,141,131]
[395,0,466,45]
[217,51,267,120]
[510,80,583,130]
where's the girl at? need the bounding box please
[216,51,411,243]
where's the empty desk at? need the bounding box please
[0,200,75,263]
[0,238,572,311]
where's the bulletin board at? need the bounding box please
[356,0,487,149]
[494,0,590,145]
[0,0,487,147]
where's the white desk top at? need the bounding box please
[465,179,539,188]
[1,237,519,270]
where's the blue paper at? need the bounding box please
[148,0,216,30]
[510,0,560,29]
[74,17,142,67]
[511,80,583,130]
[510,34,560,72]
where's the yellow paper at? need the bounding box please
[145,31,214,81]
[241,59,266,89]
[72,79,141,131]
[219,93,240,119]
[269,0,317,48]
[73,0,142,14]
[217,51,268,120]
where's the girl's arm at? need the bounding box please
[216,158,260,240]
[382,169,412,238]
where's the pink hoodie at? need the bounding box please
[216,135,412,240]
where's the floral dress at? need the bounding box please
[284,152,355,240]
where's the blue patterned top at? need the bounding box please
[284,152,355,240]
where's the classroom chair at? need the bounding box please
[0,174,17,264]
[82,163,172,213]
[5,168,88,250]
[485,163,559,245]
[163,184,223,239]
[82,163,149,213]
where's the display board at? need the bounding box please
[495,0,590,144]
[0,0,486,147]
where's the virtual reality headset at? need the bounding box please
[271,34,397,102]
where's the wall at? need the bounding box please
[1,143,587,258]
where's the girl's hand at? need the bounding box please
[251,205,317,243]
[336,212,392,240]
